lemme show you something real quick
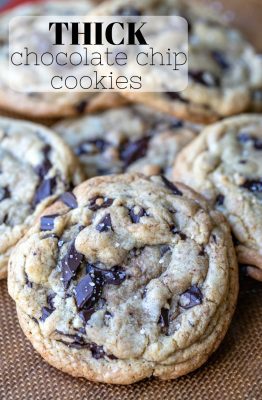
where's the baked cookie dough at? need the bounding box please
[93,0,262,123]
[0,0,126,118]
[54,105,199,178]
[0,117,84,279]
[8,173,238,384]
[173,114,262,281]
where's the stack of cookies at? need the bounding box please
[0,0,261,385]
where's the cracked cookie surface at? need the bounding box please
[93,0,262,123]
[8,173,238,384]
[54,105,199,179]
[0,117,84,279]
[174,114,262,281]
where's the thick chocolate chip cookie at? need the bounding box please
[174,114,262,281]
[8,173,238,384]
[93,0,262,123]
[54,105,199,178]
[0,0,126,118]
[0,117,84,279]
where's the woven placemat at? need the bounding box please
[0,276,261,400]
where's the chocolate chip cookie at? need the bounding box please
[93,0,262,123]
[8,173,238,384]
[174,114,262,281]
[0,117,84,279]
[54,105,199,179]
[0,0,126,118]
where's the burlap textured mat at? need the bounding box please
[0,276,261,400]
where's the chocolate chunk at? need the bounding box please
[40,214,59,231]
[60,192,78,209]
[33,177,56,207]
[211,51,229,70]
[130,206,147,223]
[171,226,187,240]
[79,308,96,324]
[35,145,52,178]
[120,137,150,167]
[96,213,113,233]
[89,343,107,359]
[237,133,252,143]
[161,175,183,196]
[88,196,113,212]
[40,306,55,322]
[216,194,225,206]
[158,307,169,329]
[254,139,262,150]
[103,266,126,285]
[237,133,262,150]
[47,293,56,309]
[170,119,184,129]
[75,100,87,114]
[241,180,262,193]
[87,264,126,286]
[160,245,171,257]
[0,187,10,202]
[189,70,220,87]
[179,285,203,309]
[116,7,141,16]
[165,92,189,103]
[25,273,33,288]
[75,139,110,156]
[75,273,103,309]
[61,242,84,287]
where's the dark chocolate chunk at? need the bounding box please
[102,266,126,285]
[189,70,220,87]
[47,293,56,309]
[35,144,52,178]
[60,192,78,209]
[165,91,189,103]
[89,343,107,359]
[25,273,33,288]
[254,139,262,150]
[120,137,150,167]
[211,51,229,70]
[79,308,96,324]
[237,133,252,143]
[87,264,126,286]
[40,306,55,322]
[75,273,103,309]
[171,226,187,240]
[179,285,203,309]
[161,175,183,196]
[130,206,147,223]
[116,7,141,16]
[61,242,84,287]
[88,196,113,212]
[158,307,169,330]
[160,245,171,257]
[96,213,113,233]
[241,180,262,193]
[0,187,10,202]
[75,100,87,114]
[33,177,56,207]
[40,214,59,231]
[75,139,110,156]
[216,194,225,206]
[169,119,184,129]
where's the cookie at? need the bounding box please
[0,0,126,118]
[93,0,262,123]
[173,114,262,281]
[0,117,84,279]
[8,173,238,384]
[54,105,200,179]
